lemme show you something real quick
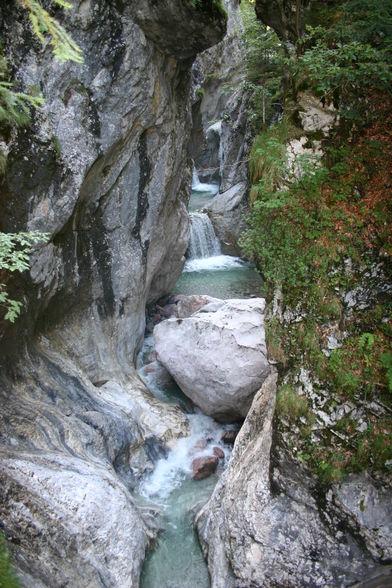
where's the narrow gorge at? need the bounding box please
[0,1,391,587]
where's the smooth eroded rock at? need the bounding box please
[0,452,147,588]
[213,446,225,459]
[220,429,239,444]
[154,298,270,421]
[206,181,248,255]
[174,294,222,318]
[0,342,189,585]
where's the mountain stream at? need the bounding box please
[138,176,263,588]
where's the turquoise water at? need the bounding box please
[175,256,263,299]
[139,185,261,588]
[188,190,216,212]
[140,476,215,588]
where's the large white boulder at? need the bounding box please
[154,298,270,421]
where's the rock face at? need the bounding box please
[0,0,225,376]
[329,474,392,563]
[0,1,225,585]
[154,298,270,421]
[0,452,147,588]
[206,181,248,254]
[196,371,385,588]
[0,338,190,586]
[191,0,246,183]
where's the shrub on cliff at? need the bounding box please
[294,0,392,121]
[242,0,392,483]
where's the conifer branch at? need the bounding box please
[18,0,83,64]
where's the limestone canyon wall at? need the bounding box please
[0,1,225,585]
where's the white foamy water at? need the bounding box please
[184,254,245,273]
[192,168,219,195]
[188,212,221,259]
[139,413,229,503]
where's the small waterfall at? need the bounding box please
[192,166,219,195]
[188,212,221,259]
[192,167,203,190]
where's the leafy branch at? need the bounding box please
[0,231,50,322]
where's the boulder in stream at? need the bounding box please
[154,298,270,421]
[206,181,249,256]
[192,455,219,480]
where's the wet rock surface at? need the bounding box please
[192,455,219,480]
[220,429,240,444]
[154,298,270,421]
[190,0,251,249]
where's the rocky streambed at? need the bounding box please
[135,182,266,587]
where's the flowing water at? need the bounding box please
[139,177,263,588]
[187,213,221,259]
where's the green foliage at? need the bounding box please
[294,0,392,120]
[0,0,82,157]
[248,117,301,202]
[242,148,336,304]
[19,0,83,64]
[0,80,44,129]
[50,133,61,158]
[0,56,43,137]
[241,131,387,309]
[0,1,82,322]
[243,0,392,485]
[0,531,20,588]
[329,348,361,395]
[318,415,392,484]
[317,453,345,484]
[276,384,311,420]
[354,422,392,470]
[0,231,50,322]
[195,87,205,100]
[379,352,392,393]
[240,0,283,130]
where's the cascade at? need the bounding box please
[192,166,219,194]
[187,212,221,259]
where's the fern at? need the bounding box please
[358,332,375,354]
